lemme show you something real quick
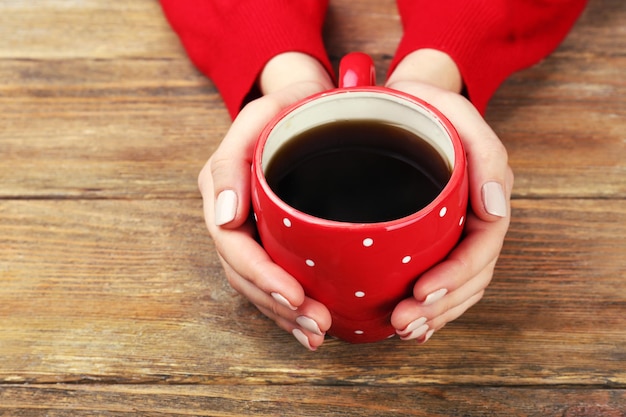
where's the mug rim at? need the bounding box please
[252,86,466,230]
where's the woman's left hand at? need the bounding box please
[386,50,514,343]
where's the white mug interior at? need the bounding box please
[261,90,456,173]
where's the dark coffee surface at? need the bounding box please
[265,120,451,223]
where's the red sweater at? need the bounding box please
[160,0,587,118]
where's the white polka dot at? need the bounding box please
[355,291,365,298]
[253,213,258,222]
[439,207,448,217]
[305,259,315,267]
[402,256,411,264]
[354,330,364,335]
[282,218,292,227]
[387,333,396,339]
[362,238,374,247]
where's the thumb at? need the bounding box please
[198,97,284,229]
[200,81,334,229]
[203,156,251,228]
[451,103,513,221]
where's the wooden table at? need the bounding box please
[1,1,624,415]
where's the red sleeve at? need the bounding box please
[391,0,588,114]
[160,0,333,119]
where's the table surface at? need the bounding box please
[1,1,625,415]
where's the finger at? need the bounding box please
[412,210,509,300]
[213,222,306,310]
[391,173,511,334]
[220,255,295,317]
[392,255,496,333]
[414,290,486,344]
[199,82,331,229]
[226,260,330,351]
[428,289,486,333]
[223,254,332,333]
[427,92,512,221]
[437,96,513,221]
[199,98,280,228]
[256,305,326,351]
[200,153,306,310]
[407,156,512,300]
[447,100,513,221]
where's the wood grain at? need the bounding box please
[1,200,624,386]
[0,1,181,59]
[0,385,625,417]
[0,57,225,199]
[1,0,625,415]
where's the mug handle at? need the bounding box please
[338,52,376,88]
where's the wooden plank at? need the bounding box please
[0,0,224,198]
[489,53,626,199]
[1,199,624,386]
[0,58,226,199]
[0,0,181,59]
[0,385,625,417]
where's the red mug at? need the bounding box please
[251,53,468,343]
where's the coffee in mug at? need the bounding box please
[265,119,451,223]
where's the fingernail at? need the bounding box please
[419,329,435,344]
[271,292,298,311]
[215,189,237,226]
[423,288,448,306]
[397,316,427,336]
[296,316,323,336]
[292,328,315,351]
[399,324,429,341]
[482,181,507,217]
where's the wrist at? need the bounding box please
[386,49,463,94]
[259,52,334,95]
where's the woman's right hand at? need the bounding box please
[198,53,335,351]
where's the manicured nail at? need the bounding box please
[423,288,448,306]
[419,329,435,344]
[397,316,427,337]
[292,328,315,351]
[271,292,298,311]
[296,316,323,336]
[215,189,237,226]
[482,181,507,217]
[399,324,429,341]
